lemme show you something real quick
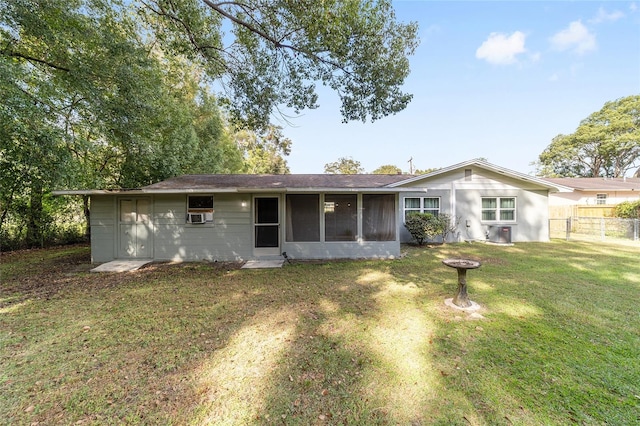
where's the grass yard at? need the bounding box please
[1,241,639,425]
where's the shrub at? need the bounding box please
[437,213,460,242]
[404,213,444,245]
[613,200,640,218]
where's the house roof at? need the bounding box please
[388,159,570,192]
[52,159,572,196]
[142,173,411,192]
[542,177,640,192]
[53,174,413,195]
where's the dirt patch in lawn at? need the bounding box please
[0,245,243,308]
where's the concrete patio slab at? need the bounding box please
[241,260,284,269]
[91,260,152,273]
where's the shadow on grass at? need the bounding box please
[2,241,639,425]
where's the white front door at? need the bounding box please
[118,197,152,258]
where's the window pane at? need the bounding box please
[363,194,396,241]
[424,197,439,209]
[286,195,320,242]
[404,198,420,208]
[482,211,496,221]
[325,194,357,241]
[255,225,279,247]
[137,199,150,223]
[255,198,278,224]
[482,198,497,208]
[500,198,515,209]
[500,210,515,221]
[188,196,213,209]
[120,200,134,222]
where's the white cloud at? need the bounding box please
[589,7,624,23]
[631,2,638,12]
[549,21,596,55]
[476,31,527,65]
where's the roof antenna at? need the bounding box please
[408,157,414,174]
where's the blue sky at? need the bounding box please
[280,1,640,175]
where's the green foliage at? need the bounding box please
[235,125,292,174]
[403,213,445,245]
[372,164,402,174]
[140,0,419,128]
[324,156,364,174]
[1,0,417,248]
[413,167,440,175]
[536,95,640,177]
[436,213,460,242]
[0,0,247,247]
[613,200,640,219]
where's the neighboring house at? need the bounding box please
[54,160,564,263]
[543,177,640,217]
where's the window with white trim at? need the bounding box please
[404,197,440,221]
[481,197,515,222]
[187,195,214,224]
[596,193,607,205]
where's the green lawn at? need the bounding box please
[1,241,639,425]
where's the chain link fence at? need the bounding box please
[550,217,640,243]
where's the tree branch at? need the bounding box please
[0,49,70,72]
[202,0,354,77]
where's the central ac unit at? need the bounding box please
[188,213,206,224]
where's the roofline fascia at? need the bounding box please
[389,159,572,192]
[52,189,144,196]
[53,187,422,196]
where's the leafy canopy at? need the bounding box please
[536,95,640,178]
[372,164,403,174]
[324,157,365,174]
[141,0,419,128]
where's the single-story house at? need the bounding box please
[543,177,640,206]
[54,159,565,263]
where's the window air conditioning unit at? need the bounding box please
[188,213,206,224]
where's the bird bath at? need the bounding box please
[442,259,481,308]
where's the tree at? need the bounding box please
[414,167,440,175]
[0,0,419,247]
[0,0,244,247]
[536,95,640,178]
[372,165,402,174]
[324,157,364,174]
[235,125,292,174]
[140,0,419,128]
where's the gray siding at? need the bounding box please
[90,195,116,262]
[87,165,551,263]
[399,166,551,243]
[152,193,252,261]
[282,241,400,260]
[455,188,549,242]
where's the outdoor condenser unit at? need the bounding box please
[498,226,511,243]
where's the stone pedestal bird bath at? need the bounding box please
[442,258,481,309]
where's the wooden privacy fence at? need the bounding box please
[549,217,640,242]
[549,205,616,219]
